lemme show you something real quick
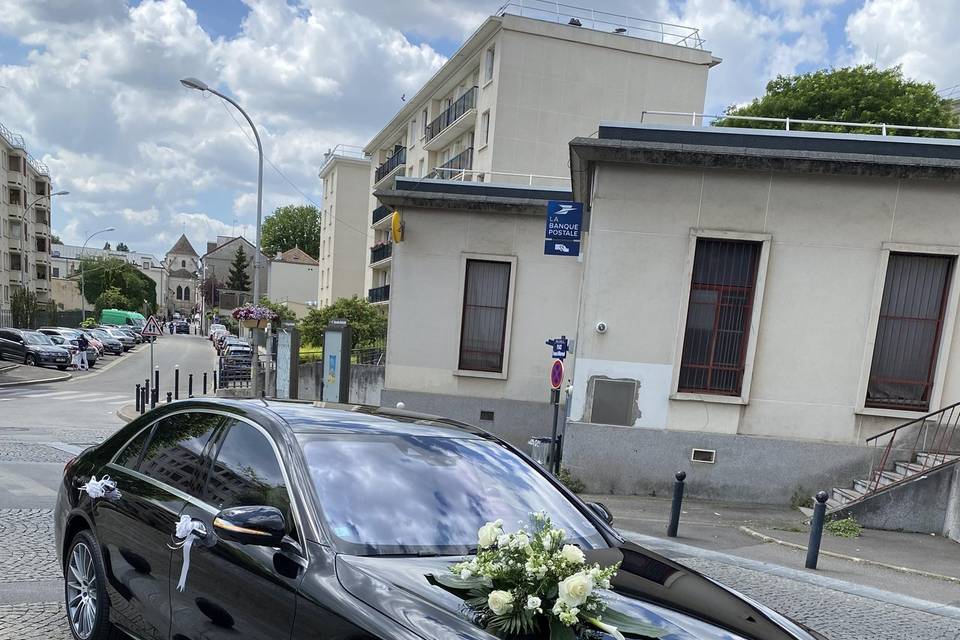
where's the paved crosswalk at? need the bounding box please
[0,388,132,405]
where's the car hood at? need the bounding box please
[29,345,68,354]
[335,543,821,640]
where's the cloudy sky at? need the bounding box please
[0,0,955,259]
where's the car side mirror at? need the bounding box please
[213,506,285,547]
[587,501,614,525]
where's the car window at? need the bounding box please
[0,330,12,340]
[138,412,222,497]
[114,425,155,470]
[204,419,293,533]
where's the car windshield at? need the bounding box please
[299,434,607,556]
[24,332,52,345]
[91,330,111,339]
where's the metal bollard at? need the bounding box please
[805,491,830,569]
[202,372,208,395]
[135,384,141,413]
[188,373,194,398]
[174,366,180,400]
[666,471,686,538]
[140,386,147,415]
[154,367,160,398]
[166,391,173,404]
[144,379,150,410]
[213,371,218,391]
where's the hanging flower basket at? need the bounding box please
[232,304,278,329]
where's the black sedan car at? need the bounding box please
[0,328,71,369]
[175,320,191,334]
[55,400,825,640]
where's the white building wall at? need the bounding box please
[269,261,317,318]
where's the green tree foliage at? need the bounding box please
[116,242,129,252]
[261,204,321,259]
[257,296,297,327]
[103,242,111,250]
[226,245,251,292]
[94,287,128,316]
[11,288,40,328]
[715,65,960,136]
[78,256,157,313]
[299,296,387,348]
[50,234,62,245]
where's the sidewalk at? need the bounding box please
[0,364,70,387]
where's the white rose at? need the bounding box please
[560,544,585,565]
[459,569,472,580]
[487,590,514,615]
[525,595,541,611]
[477,520,503,549]
[512,532,530,548]
[558,572,594,607]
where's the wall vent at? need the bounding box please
[691,448,716,464]
[479,410,495,421]
[589,378,638,426]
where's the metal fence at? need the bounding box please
[0,308,84,330]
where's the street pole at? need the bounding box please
[79,226,115,322]
[180,77,264,398]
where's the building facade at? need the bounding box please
[50,243,163,312]
[316,146,371,308]
[268,246,318,318]
[201,236,269,313]
[362,8,718,309]
[164,234,199,317]
[0,121,54,313]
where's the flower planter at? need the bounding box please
[241,318,269,329]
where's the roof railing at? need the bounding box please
[498,0,704,49]
[319,143,368,174]
[0,121,25,150]
[634,110,960,137]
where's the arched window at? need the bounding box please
[176,285,183,300]
[181,259,186,268]
[184,286,190,301]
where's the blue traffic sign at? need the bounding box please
[544,239,580,256]
[545,201,582,256]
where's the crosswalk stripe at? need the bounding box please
[20,391,86,399]
[77,395,129,403]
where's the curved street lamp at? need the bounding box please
[21,190,69,287]
[80,227,116,321]
[181,76,265,395]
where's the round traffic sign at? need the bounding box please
[550,359,564,390]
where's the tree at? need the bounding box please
[715,65,960,136]
[78,256,157,312]
[11,288,40,328]
[226,245,251,291]
[50,234,62,245]
[116,242,129,252]
[299,296,387,348]
[94,287,128,316]
[261,204,321,259]
[103,242,112,251]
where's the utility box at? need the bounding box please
[322,319,351,403]
[528,437,553,467]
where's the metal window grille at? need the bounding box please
[678,238,761,396]
[866,253,953,411]
[459,259,511,372]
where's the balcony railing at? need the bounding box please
[431,147,474,179]
[375,147,406,183]
[372,204,392,225]
[370,243,392,264]
[368,284,390,303]
[425,87,478,143]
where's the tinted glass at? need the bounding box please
[204,420,291,529]
[299,435,605,555]
[139,413,221,497]
[115,425,154,470]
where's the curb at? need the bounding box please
[116,404,138,423]
[0,369,73,388]
[738,525,960,585]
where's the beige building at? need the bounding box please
[377,121,960,507]
[201,236,268,312]
[268,246,318,318]
[0,121,54,314]
[164,234,199,317]
[316,146,371,308]
[50,243,163,311]
[363,6,718,308]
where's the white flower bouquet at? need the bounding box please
[434,513,665,639]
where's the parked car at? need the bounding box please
[216,333,238,354]
[76,330,105,356]
[114,326,143,345]
[98,326,135,351]
[87,329,124,356]
[0,328,72,369]
[219,343,253,382]
[37,328,98,367]
[208,323,226,340]
[54,399,825,640]
[211,330,229,351]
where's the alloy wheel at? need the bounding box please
[66,541,98,639]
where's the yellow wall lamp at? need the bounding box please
[390,210,404,243]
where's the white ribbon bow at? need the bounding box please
[172,515,205,592]
[79,475,119,500]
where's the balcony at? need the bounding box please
[431,147,474,179]
[374,147,406,186]
[368,284,390,304]
[372,204,392,227]
[370,242,392,266]
[424,87,478,151]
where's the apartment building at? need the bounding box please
[0,121,54,313]
[50,244,164,311]
[363,4,719,307]
[268,246,318,318]
[316,145,371,308]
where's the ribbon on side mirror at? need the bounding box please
[171,515,206,592]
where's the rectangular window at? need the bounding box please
[52,267,59,278]
[458,259,511,372]
[421,109,428,138]
[866,253,953,410]
[9,188,21,206]
[481,110,491,146]
[484,45,495,82]
[678,238,762,396]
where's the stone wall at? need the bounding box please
[297,361,384,406]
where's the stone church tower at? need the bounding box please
[164,234,199,317]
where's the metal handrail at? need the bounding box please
[375,147,406,183]
[0,121,25,149]
[429,168,571,186]
[319,144,367,174]
[425,87,478,142]
[498,0,704,48]
[634,110,960,137]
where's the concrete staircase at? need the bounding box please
[824,452,960,510]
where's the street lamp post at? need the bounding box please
[80,227,116,322]
[181,76,265,396]
[21,190,68,288]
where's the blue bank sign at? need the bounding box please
[544,201,583,256]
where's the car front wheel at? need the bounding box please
[25,353,36,366]
[64,530,112,640]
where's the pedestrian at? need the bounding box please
[169,321,174,335]
[76,334,89,371]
